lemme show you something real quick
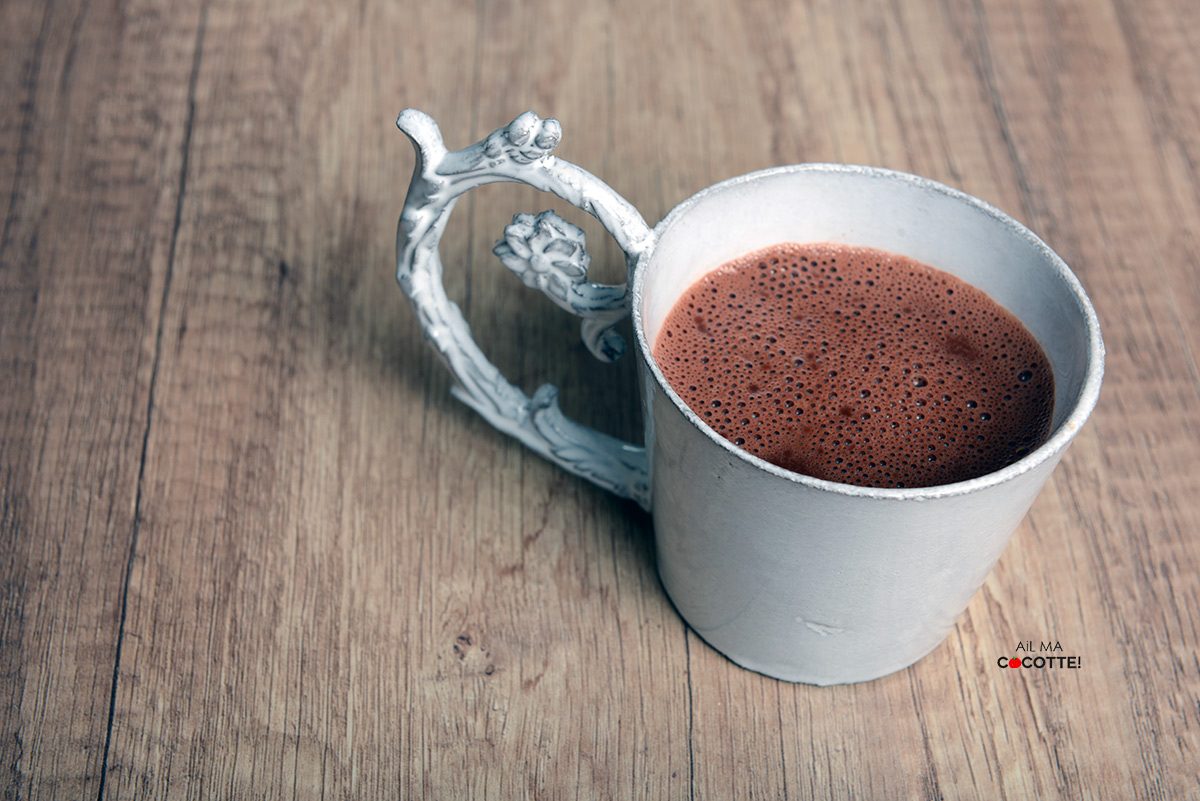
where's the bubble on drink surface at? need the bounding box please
[652,242,1054,488]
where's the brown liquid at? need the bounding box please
[653,243,1054,488]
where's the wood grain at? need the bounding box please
[2,0,1198,798]
[0,0,204,797]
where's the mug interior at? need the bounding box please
[633,165,1104,495]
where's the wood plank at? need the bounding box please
[929,1,1200,797]
[676,0,1200,799]
[102,0,691,798]
[1106,0,1200,370]
[663,2,999,796]
[0,0,204,798]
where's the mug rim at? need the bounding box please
[630,163,1105,501]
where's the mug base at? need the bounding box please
[658,570,953,686]
[685,623,951,686]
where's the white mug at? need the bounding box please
[395,109,1104,685]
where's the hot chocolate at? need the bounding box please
[652,243,1054,488]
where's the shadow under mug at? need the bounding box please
[395,109,1104,685]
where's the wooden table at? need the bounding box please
[3,0,1198,798]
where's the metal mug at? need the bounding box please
[395,109,1104,685]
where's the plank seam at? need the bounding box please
[94,5,210,798]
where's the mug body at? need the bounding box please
[631,165,1104,684]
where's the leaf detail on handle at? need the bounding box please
[528,385,650,502]
[493,211,629,362]
[494,211,588,296]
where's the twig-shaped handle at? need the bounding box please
[396,109,653,508]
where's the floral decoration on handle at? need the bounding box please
[493,211,629,362]
[395,109,653,507]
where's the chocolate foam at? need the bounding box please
[653,243,1054,488]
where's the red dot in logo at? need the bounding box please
[1008,658,1021,668]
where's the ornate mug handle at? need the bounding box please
[396,109,653,509]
